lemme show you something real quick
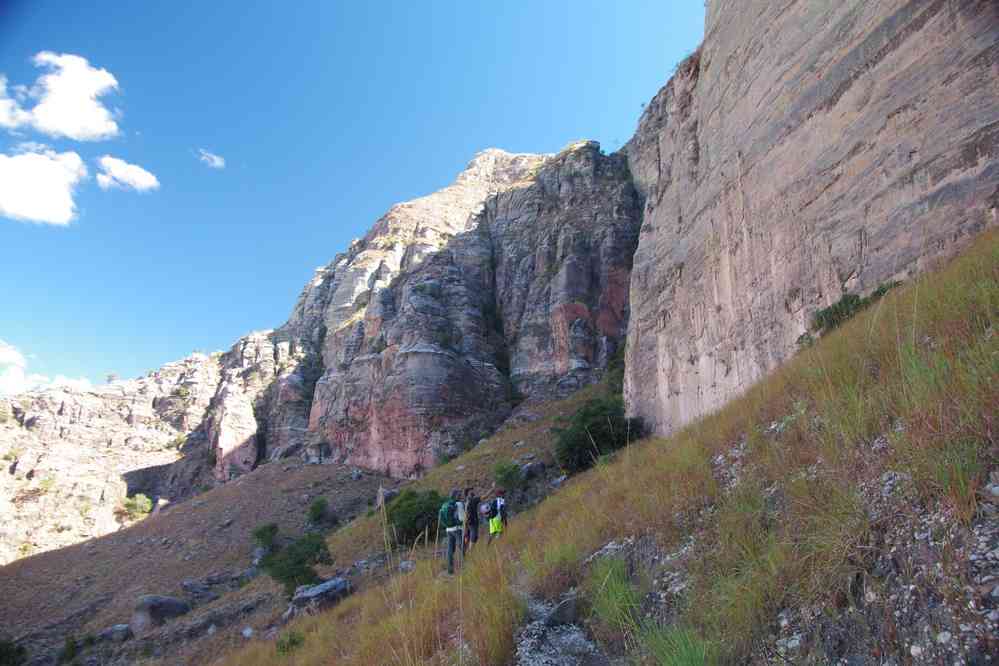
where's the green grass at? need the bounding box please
[583,557,642,643]
[640,625,715,666]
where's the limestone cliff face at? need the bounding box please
[0,355,220,564]
[309,142,640,475]
[624,0,999,435]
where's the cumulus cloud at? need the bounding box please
[198,148,225,169]
[0,148,87,225]
[95,155,159,192]
[0,52,120,140]
[0,340,92,396]
[28,52,120,140]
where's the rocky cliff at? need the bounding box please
[0,355,219,565]
[309,142,639,475]
[623,0,999,435]
[0,143,640,559]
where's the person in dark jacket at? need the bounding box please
[439,489,463,575]
[463,487,481,554]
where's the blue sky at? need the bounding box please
[0,1,704,392]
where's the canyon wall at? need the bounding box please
[309,142,639,475]
[0,355,219,564]
[624,0,999,434]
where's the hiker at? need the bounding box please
[486,489,508,544]
[463,487,481,553]
[439,489,464,574]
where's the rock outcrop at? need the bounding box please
[308,142,640,475]
[129,595,192,637]
[624,0,999,435]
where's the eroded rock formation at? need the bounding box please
[624,0,999,435]
[309,142,640,475]
[0,355,219,564]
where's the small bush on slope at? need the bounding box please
[251,523,279,551]
[554,395,645,472]
[307,497,328,524]
[385,489,445,546]
[118,493,153,521]
[0,639,27,666]
[222,230,997,666]
[493,459,524,490]
[260,533,332,596]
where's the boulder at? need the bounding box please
[181,579,219,604]
[521,461,546,480]
[376,485,400,508]
[129,595,192,636]
[98,623,132,644]
[283,577,353,621]
[545,592,578,626]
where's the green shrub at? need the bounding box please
[275,630,305,655]
[493,460,524,491]
[307,497,328,524]
[553,396,644,473]
[168,435,186,450]
[56,636,76,664]
[385,489,446,546]
[812,282,899,333]
[121,493,153,520]
[604,345,626,394]
[0,639,27,666]
[174,386,191,399]
[261,533,333,596]
[252,523,279,551]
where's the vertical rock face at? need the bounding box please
[624,0,999,435]
[308,143,641,475]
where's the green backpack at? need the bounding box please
[439,499,459,529]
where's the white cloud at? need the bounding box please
[0,52,119,141]
[0,340,92,396]
[96,155,159,192]
[28,52,120,140]
[198,148,225,169]
[12,141,51,153]
[0,148,87,225]
[0,76,31,129]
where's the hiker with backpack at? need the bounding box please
[463,487,481,553]
[439,489,464,575]
[485,488,508,544]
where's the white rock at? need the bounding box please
[910,645,923,658]
[241,626,254,639]
[936,631,951,644]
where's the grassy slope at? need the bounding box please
[221,228,998,666]
[0,460,395,663]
